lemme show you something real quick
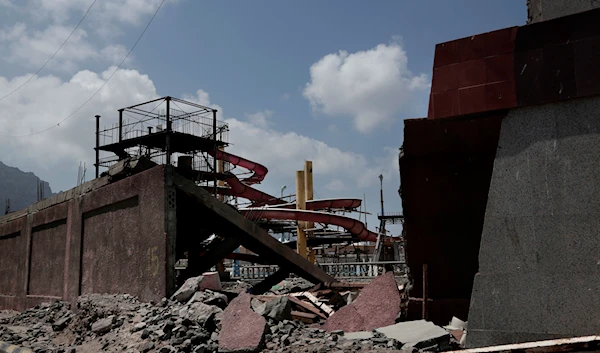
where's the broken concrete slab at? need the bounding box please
[172,276,204,303]
[218,292,266,352]
[200,272,222,291]
[344,331,374,340]
[322,304,365,333]
[323,272,401,332]
[375,320,450,351]
[91,316,114,334]
[262,296,292,321]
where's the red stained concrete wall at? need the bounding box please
[400,112,504,324]
[0,166,167,311]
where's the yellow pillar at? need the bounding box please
[296,170,307,258]
[304,161,315,263]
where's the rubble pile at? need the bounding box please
[0,274,454,353]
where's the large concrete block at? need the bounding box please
[468,96,600,347]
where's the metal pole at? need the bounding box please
[165,97,171,165]
[304,161,314,263]
[422,263,428,320]
[118,109,123,142]
[95,115,100,178]
[379,174,385,216]
[213,109,218,197]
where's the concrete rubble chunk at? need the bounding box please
[218,292,266,352]
[375,320,450,351]
[172,276,204,303]
[343,331,373,340]
[52,315,72,331]
[179,302,223,328]
[91,315,115,334]
[262,296,292,321]
[251,298,266,315]
[323,272,401,332]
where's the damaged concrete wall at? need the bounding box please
[527,0,600,24]
[0,166,168,311]
[468,96,600,347]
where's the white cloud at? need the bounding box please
[0,68,397,196]
[0,0,177,74]
[0,23,99,72]
[28,0,174,27]
[303,39,429,134]
[325,179,346,192]
[280,93,291,101]
[246,110,272,129]
[0,67,158,180]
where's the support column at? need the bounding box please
[118,109,123,142]
[296,170,307,259]
[304,161,315,263]
[165,97,171,165]
[217,131,225,202]
[422,263,429,320]
[95,115,100,178]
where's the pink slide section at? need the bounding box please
[210,149,384,242]
[240,208,378,242]
[209,150,267,185]
[263,198,362,211]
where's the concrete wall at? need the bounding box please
[0,166,167,311]
[400,112,504,325]
[527,0,600,24]
[467,96,600,347]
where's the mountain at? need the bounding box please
[0,161,53,214]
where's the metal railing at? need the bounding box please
[318,261,406,279]
[228,261,407,280]
[234,265,280,279]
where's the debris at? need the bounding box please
[51,315,72,332]
[291,292,334,316]
[287,296,327,319]
[323,272,401,332]
[376,320,450,351]
[262,297,292,321]
[91,316,114,334]
[172,276,205,303]
[291,311,317,323]
[218,292,266,352]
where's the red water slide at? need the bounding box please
[210,149,380,242]
[240,208,378,242]
[208,149,267,185]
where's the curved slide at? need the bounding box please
[208,149,267,185]
[240,208,378,242]
[209,149,383,242]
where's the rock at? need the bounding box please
[132,322,147,332]
[323,272,401,332]
[52,315,71,331]
[262,297,292,321]
[141,329,150,339]
[172,276,204,303]
[204,291,228,309]
[375,320,450,351]
[193,344,208,353]
[179,302,222,330]
[91,316,115,334]
[181,339,192,350]
[66,348,76,353]
[218,292,266,353]
[139,341,155,353]
[159,346,176,353]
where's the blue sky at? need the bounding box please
[0,0,526,234]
